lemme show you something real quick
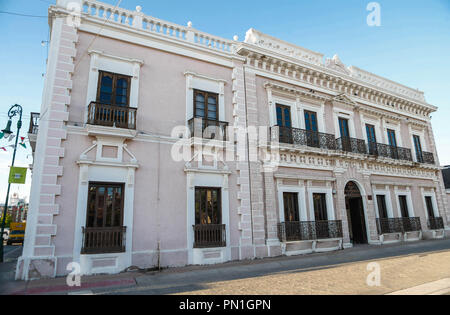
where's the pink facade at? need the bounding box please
[17,0,449,279]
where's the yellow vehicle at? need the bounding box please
[7,223,26,245]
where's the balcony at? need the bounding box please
[368,142,413,162]
[273,126,337,150]
[336,137,367,154]
[81,226,126,254]
[28,112,40,135]
[416,151,435,165]
[428,217,444,230]
[87,102,137,130]
[277,221,343,242]
[376,217,422,234]
[193,224,226,248]
[188,117,228,141]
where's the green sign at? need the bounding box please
[8,167,27,184]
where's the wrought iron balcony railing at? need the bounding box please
[273,126,337,150]
[81,226,126,254]
[336,137,367,154]
[277,221,343,242]
[376,217,422,234]
[87,102,137,130]
[28,112,40,135]
[193,224,226,248]
[416,151,435,165]
[428,217,444,230]
[188,117,228,141]
[368,142,413,162]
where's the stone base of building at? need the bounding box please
[16,256,57,280]
[192,247,230,266]
[281,238,343,256]
[423,229,445,240]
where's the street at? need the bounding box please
[1,239,450,295]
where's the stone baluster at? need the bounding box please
[132,6,143,29]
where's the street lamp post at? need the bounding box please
[0,104,23,263]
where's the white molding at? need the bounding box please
[333,107,356,138]
[185,72,226,122]
[361,113,383,144]
[277,182,307,222]
[421,188,440,220]
[307,186,335,221]
[270,96,300,128]
[186,172,231,265]
[85,50,143,122]
[394,188,415,218]
[299,100,325,133]
[383,118,403,147]
[372,186,394,218]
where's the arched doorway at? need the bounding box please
[345,181,368,244]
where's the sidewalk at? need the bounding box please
[1,238,450,295]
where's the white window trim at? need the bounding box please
[411,129,428,162]
[299,101,325,133]
[85,50,143,122]
[421,188,440,220]
[361,115,383,144]
[383,119,403,147]
[276,180,307,222]
[394,187,415,218]
[333,108,356,138]
[73,163,137,275]
[186,171,231,265]
[185,71,226,122]
[270,96,300,129]
[372,186,394,218]
[307,186,335,221]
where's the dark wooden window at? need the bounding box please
[413,135,423,162]
[304,110,318,132]
[195,187,221,225]
[283,192,299,222]
[194,90,219,121]
[97,71,131,107]
[339,118,350,138]
[376,195,388,219]
[313,193,328,221]
[276,104,292,128]
[387,129,397,147]
[425,196,435,219]
[399,195,409,218]
[86,183,124,228]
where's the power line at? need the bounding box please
[0,11,47,18]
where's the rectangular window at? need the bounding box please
[283,192,299,222]
[376,195,388,219]
[195,187,221,225]
[276,104,292,128]
[313,193,328,221]
[86,183,124,228]
[304,110,318,132]
[339,118,350,138]
[398,195,409,218]
[97,71,131,107]
[366,124,377,155]
[194,90,219,121]
[387,129,397,147]
[413,135,423,162]
[425,196,435,219]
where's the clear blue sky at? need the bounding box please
[0,0,449,201]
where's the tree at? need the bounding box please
[0,212,12,229]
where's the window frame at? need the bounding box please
[96,71,132,107]
[193,89,219,121]
[283,192,300,222]
[86,182,125,228]
[194,187,222,225]
[313,193,328,221]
